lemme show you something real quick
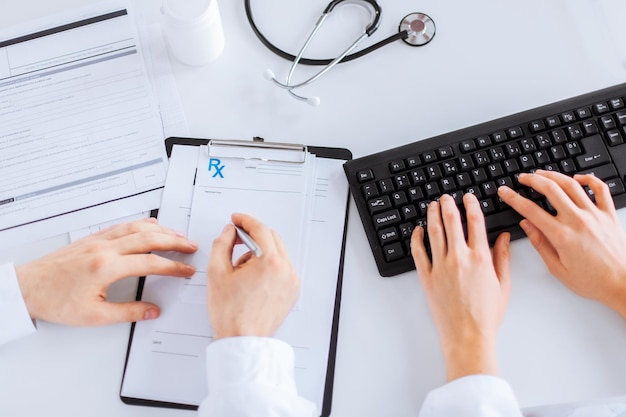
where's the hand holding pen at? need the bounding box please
[206,213,300,339]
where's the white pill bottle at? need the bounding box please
[161,0,225,66]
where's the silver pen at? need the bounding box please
[233,224,263,257]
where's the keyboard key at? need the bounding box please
[368,196,391,214]
[578,164,618,180]
[458,155,474,170]
[389,160,405,173]
[484,209,523,231]
[520,138,536,152]
[410,169,427,185]
[382,242,404,262]
[427,165,443,181]
[550,145,566,160]
[507,126,523,139]
[471,168,488,183]
[593,102,610,115]
[357,169,374,183]
[551,129,567,144]
[606,130,624,146]
[437,146,454,159]
[606,178,626,195]
[576,107,592,119]
[422,151,437,163]
[474,151,490,167]
[373,209,401,230]
[480,198,496,214]
[379,178,394,193]
[600,116,617,131]
[492,131,507,143]
[378,227,399,244]
[610,97,624,110]
[582,120,598,136]
[566,125,583,140]
[535,150,550,165]
[456,172,472,188]
[442,160,458,175]
[487,163,504,179]
[560,159,576,174]
[406,155,421,168]
[476,136,492,148]
[401,205,418,221]
[565,141,582,156]
[391,191,408,207]
[576,135,610,169]
[529,120,545,133]
[408,187,424,202]
[394,174,410,189]
[441,177,456,192]
[561,111,576,123]
[545,115,561,128]
[425,182,441,198]
[399,222,415,239]
[362,183,379,199]
[519,154,535,170]
[460,140,476,153]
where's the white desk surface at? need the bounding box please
[2,0,626,416]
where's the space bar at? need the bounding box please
[484,210,523,232]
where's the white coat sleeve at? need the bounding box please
[0,262,36,346]
[198,336,317,417]
[418,375,524,417]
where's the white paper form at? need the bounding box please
[0,3,168,248]
[121,143,349,413]
[183,146,316,303]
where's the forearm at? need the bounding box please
[442,339,498,382]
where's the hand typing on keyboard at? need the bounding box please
[499,170,626,319]
[412,170,626,382]
[411,193,512,382]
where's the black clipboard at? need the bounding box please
[120,137,352,417]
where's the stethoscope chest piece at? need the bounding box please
[400,13,436,46]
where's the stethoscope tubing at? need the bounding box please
[244,0,409,66]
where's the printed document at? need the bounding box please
[121,143,349,412]
[0,3,168,247]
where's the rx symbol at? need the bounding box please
[208,158,225,178]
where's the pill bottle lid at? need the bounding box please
[161,0,213,25]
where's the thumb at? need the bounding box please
[208,224,237,276]
[493,232,511,286]
[519,219,564,276]
[94,301,160,324]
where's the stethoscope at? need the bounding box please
[244,0,436,106]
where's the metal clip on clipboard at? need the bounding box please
[207,138,308,163]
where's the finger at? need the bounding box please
[231,213,277,255]
[498,185,554,231]
[107,253,195,282]
[426,200,446,261]
[575,174,616,214]
[411,226,432,278]
[464,193,489,250]
[208,224,237,276]
[531,170,594,210]
[234,251,254,268]
[439,194,466,251]
[519,219,565,277]
[94,219,185,241]
[114,232,198,256]
[91,301,161,325]
[492,232,511,287]
[271,230,290,259]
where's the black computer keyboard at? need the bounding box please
[344,83,626,277]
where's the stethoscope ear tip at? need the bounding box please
[263,69,276,81]
[307,96,321,107]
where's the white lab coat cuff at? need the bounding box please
[199,336,316,417]
[0,262,36,346]
[419,374,523,417]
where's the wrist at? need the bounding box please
[14,264,37,320]
[441,337,498,382]
[601,270,626,320]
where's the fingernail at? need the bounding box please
[175,230,186,238]
[498,186,510,195]
[144,309,159,320]
[188,240,198,249]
